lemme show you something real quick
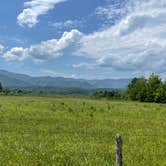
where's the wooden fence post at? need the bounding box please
[116,134,123,166]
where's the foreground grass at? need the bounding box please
[0,96,165,165]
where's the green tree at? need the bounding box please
[146,73,162,102]
[127,77,147,102]
[127,78,138,100]
[154,83,166,103]
[127,74,166,103]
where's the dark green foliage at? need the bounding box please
[154,83,166,103]
[0,82,2,92]
[127,77,147,102]
[93,89,124,99]
[3,87,93,95]
[127,74,166,103]
[146,73,162,102]
[17,89,23,94]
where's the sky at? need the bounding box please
[0,0,166,79]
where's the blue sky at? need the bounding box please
[0,0,166,79]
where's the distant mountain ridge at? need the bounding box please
[0,70,131,89]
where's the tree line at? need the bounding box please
[93,89,124,100]
[93,74,166,103]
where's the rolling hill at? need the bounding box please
[0,70,131,89]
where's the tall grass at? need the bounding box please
[0,96,165,165]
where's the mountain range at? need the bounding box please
[0,70,131,90]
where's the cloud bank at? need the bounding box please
[17,0,66,27]
[79,0,166,73]
[6,0,166,74]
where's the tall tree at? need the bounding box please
[127,77,147,101]
[146,73,162,102]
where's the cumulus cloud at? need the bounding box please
[28,29,82,60]
[17,0,66,27]
[77,0,166,73]
[7,0,166,75]
[3,47,29,61]
[3,29,82,61]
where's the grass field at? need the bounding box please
[0,96,165,166]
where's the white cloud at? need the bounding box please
[3,29,82,61]
[72,62,97,70]
[77,0,166,73]
[52,20,76,29]
[3,47,29,61]
[29,29,82,60]
[41,69,78,78]
[17,0,66,27]
[95,0,129,25]
[0,44,4,53]
[50,19,85,32]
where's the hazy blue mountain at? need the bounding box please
[0,70,131,89]
[88,79,131,89]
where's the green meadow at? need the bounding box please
[0,96,165,165]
